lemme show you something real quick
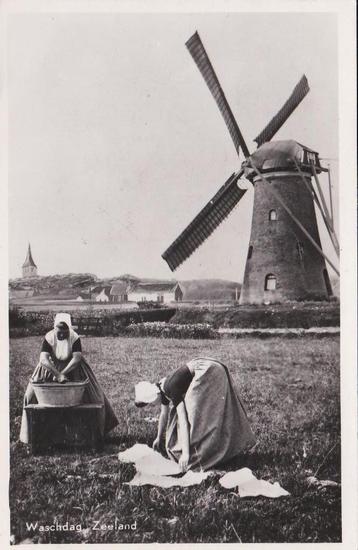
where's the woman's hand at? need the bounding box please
[179,452,189,472]
[57,373,68,384]
[61,352,82,376]
[152,437,161,452]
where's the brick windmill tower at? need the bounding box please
[22,243,38,278]
[162,32,339,304]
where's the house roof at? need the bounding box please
[129,282,178,293]
[110,282,129,295]
[78,292,91,299]
[98,287,111,297]
[22,244,37,268]
[92,285,111,296]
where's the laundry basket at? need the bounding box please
[31,379,89,407]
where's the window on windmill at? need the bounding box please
[248,245,253,259]
[265,274,276,291]
[307,152,316,164]
[269,209,277,221]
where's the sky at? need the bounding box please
[7,11,339,281]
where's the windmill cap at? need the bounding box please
[243,140,321,178]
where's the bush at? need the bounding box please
[9,306,25,328]
[136,301,164,309]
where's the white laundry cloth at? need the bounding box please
[118,443,155,463]
[118,443,181,475]
[126,470,210,487]
[306,476,340,489]
[219,467,254,488]
[119,446,289,495]
[219,467,290,498]
[238,478,289,498]
[135,453,182,476]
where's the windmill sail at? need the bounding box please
[186,31,250,159]
[254,75,310,147]
[162,172,246,271]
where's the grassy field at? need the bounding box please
[10,336,340,544]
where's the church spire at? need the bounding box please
[22,243,37,268]
[22,243,38,277]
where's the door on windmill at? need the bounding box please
[264,274,277,291]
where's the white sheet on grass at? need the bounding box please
[135,453,182,476]
[118,443,155,463]
[219,467,290,498]
[127,470,210,487]
[118,445,290,495]
[118,443,181,475]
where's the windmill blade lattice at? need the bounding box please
[254,75,310,147]
[186,32,250,159]
[162,171,246,271]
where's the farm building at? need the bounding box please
[109,281,129,303]
[127,282,183,303]
[76,291,92,302]
[75,293,89,302]
[95,287,111,303]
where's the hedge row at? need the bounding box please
[172,302,340,328]
[9,307,176,336]
[9,322,217,339]
[125,322,218,339]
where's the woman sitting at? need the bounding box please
[20,313,118,444]
[135,357,255,471]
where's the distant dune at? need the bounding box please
[178,279,241,301]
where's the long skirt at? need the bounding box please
[19,358,119,444]
[165,358,256,471]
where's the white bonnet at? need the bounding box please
[54,312,72,329]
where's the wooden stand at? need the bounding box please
[25,404,104,455]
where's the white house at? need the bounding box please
[95,288,110,303]
[127,282,183,304]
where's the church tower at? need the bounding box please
[22,244,38,278]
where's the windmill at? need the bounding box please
[162,31,339,304]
